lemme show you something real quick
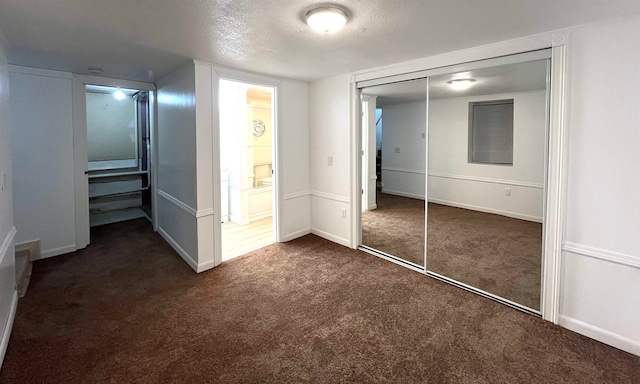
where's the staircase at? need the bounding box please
[14,241,38,297]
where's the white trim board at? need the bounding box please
[429,198,543,223]
[0,227,16,265]
[381,168,544,189]
[562,243,640,269]
[40,244,78,259]
[428,172,544,189]
[281,228,311,242]
[73,74,156,91]
[157,227,198,272]
[157,190,213,218]
[559,315,640,357]
[0,290,18,370]
[310,191,350,204]
[8,65,72,79]
[380,189,425,201]
[284,191,310,200]
[310,228,351,248]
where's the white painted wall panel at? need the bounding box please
[9,68,76,257]
[309,75,352,244]
[0,32,17,369]
[157,64,199,269]
[282,196,311,241]
[157,64,197,209]
[309,74,351,198]
[381,101,427,173]
[379,91,545,221]
[157,197,198,266]
[558,15,640,355]
[564,17,640,258]
[311,196,350,247]
[280,80,310,196]
[194,63,214,212]
[429,91,546,185]
[560,251,640,356]
[279,79,310,239]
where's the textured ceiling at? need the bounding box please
[1,0,639,82]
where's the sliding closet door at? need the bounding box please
[426,59,549,311]
[360,79,428,267]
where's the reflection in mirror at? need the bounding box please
[360,79,428,267]
[426,59,548,311]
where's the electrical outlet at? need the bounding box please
[505,188,511,196]
[394,147,400,153]
[327,156,333,166]
[341,208,347,218]
[421,132,426,139]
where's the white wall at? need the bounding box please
[0,29,17,369]
[558,16,640,356]
[9,66,77,258]
[380,101,427,198]
[379,92,546,222]
[158,63,311,270]
[156,63,202,271]
[309,15,640,356]
[86,92,136,162]
[309,74,352,246]
[428,91,546,222]
[277,79,311,241]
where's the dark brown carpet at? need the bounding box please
[362,193,541,310]
[1,218,639,383]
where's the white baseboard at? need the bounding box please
[157,227,198,272]
[310,228,350,247]
[367,204,378,211]
[40,244,78,259]
[249,211,272,222]
[379,190,542,223]
[381,189,425,200]
[281,228,311,242]
[0,290,18,370]
[196,259,216,273]
[228,214,249,226]
[558,315,640,357]
[428,198,543,223]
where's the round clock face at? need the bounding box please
[253,119,266,137]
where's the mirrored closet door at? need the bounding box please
[426,58,549,311]
[360,79,428,268]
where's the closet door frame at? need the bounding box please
[352,42,568,323]
[71,75,158,248]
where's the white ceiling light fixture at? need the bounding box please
[113,88,126,100]
[88,67,104,75]
[305,6,349,34]
[447,78,476,90]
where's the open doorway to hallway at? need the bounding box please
[219,80,276,261]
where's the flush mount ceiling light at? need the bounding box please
[305,6,349,34]
[113,88,126,100]
[447,78,476,90]
[88,67,104,75]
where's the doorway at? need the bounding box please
[84,85,152,228]
[219,79,277,261]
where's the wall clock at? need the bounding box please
[253,119,266,137]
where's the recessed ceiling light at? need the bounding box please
[447,79,476,90]
[305,6,349,34]
[88,67,104,75]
